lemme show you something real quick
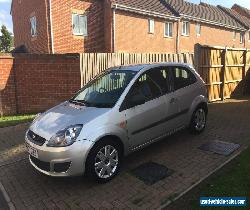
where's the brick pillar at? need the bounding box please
[0,55,17,116]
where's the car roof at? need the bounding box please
[113,62,193,72]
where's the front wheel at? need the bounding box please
[189,107,207,134]
[86,139,121,183]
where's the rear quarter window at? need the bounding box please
[172,66,197,90]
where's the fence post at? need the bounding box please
[220,47,227,101]
[194,44,201,73]
[242,49,247,94]
[80,53,83,88]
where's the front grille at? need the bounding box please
[27,130,46,146]
[54,162,71,173]
[30,156,50,172]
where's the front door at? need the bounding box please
[170,65,199,125]
[120,67,172,150]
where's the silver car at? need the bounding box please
[25,63,208,182]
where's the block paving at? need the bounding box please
[1,98,250,209]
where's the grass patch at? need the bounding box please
[0,114,35,128]
[167,147,250,210]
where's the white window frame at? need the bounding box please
[72,13,88,36]
[233,31,236,40]
[30,16,37,37]
[196,23,201,36]
[182,21,190,36]
[164,22,173,38]
[148,19,155,34]
[240,32,244,44]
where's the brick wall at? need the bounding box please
[0,56,16,116]
[0,54,81,116]
[114,10,247,53]
[179,21,245,53]
[12,0,51,53]
[103,0,113,52]
[12,0,108,54]
[51,0,106,53]
[115,10,178,53]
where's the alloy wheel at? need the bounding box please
[94,145,119,179]
[194,108,206,131]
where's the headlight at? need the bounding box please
[47,124,83,147]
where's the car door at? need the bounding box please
[149,66,182,133]
[170,65,198,125]
[120,68,169,150]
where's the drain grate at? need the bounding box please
[199,140,240,156]
[131,162,174,185]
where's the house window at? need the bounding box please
[30,16,37,37]
[164,22,173,37]
[182,21,190,36]
[72,13,87,36]
[248,31,250,41]
[233,31,236,40]
[240,32,244,43]
[196,23,201,36]
[148,19,154,34]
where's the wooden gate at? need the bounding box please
[197,45,250,102]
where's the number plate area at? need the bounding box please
[26,142,38,158]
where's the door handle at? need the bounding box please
[170,98,176,104]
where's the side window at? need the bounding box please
[146,67,170,94]
[123,68,171,110]
[30,16,37,37]
[126,71,162,108]
[172,66,197,90]
[148,19,154,34]
[72,13,88,36]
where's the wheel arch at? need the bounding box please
[86,134,125,161]
[188,95,208,123]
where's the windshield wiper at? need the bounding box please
[69,99,90,106]
[90,103,114,108]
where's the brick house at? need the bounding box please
[11,0,250,54]
[231,4,250,41]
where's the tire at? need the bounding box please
[86,139,122,183]
[189,106,207,134]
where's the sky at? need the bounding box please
[0,0,12,34]
[0,0,249,35]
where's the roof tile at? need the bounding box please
[218,5,250,29]
[165,0,245,29]
[112,0,177,16]
[112,0,246,30]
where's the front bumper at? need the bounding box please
[25,136,94,177]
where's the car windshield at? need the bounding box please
[70,70,137,108]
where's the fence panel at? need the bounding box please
[198,45,250,102]
[80,52,194,87]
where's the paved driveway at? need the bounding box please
[1,98,250,210]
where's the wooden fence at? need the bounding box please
[80,52,194,87]
[80,49,250,102]
[197,45,250,102]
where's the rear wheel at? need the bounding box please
[86,139,122,183]
[189,106,207,134]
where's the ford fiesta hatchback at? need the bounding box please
[25,63,208,182]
